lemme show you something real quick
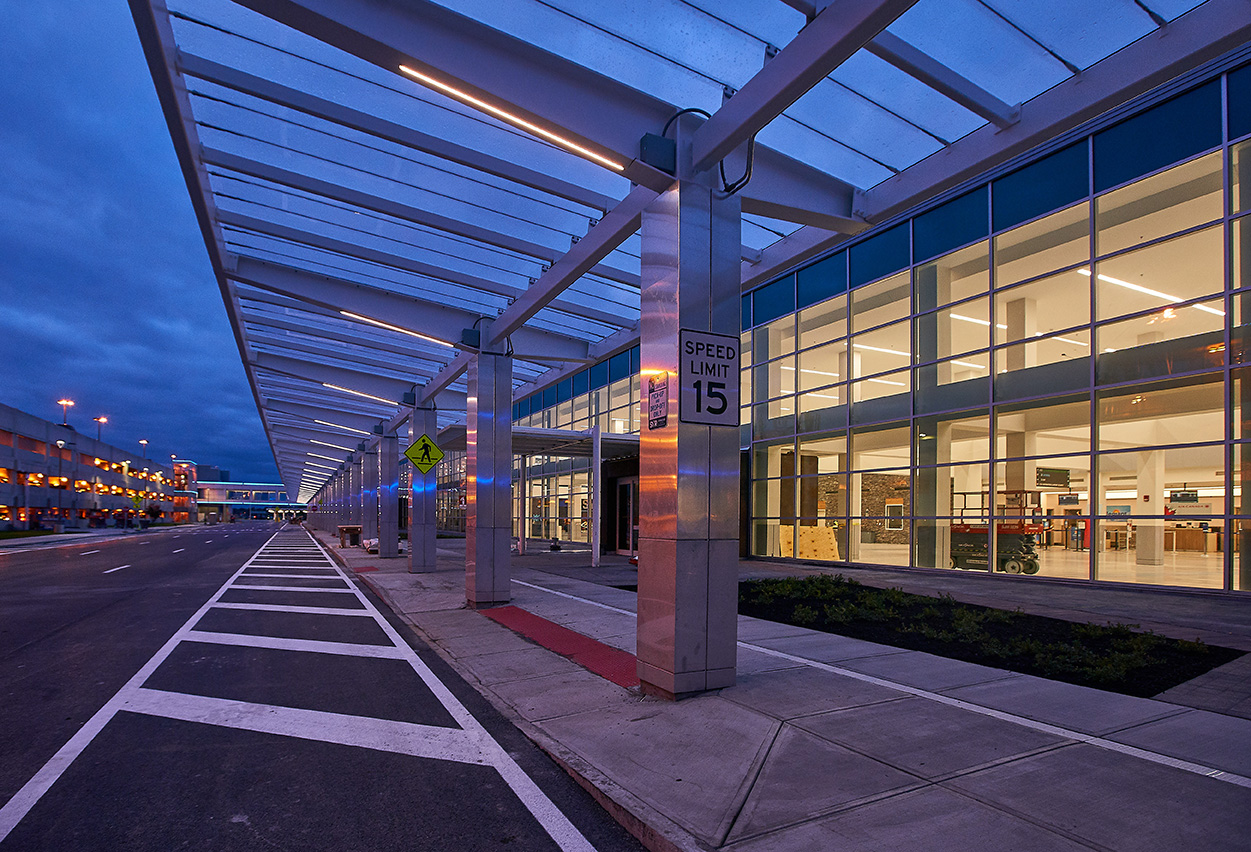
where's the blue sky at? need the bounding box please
[0,1,279,482]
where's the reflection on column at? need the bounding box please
[379,432,399,558]
[465,324,513,607]
[409,404,438,573]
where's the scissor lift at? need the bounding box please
[950,490,1042,574]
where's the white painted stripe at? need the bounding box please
[103,565,131,574]
[123,688,490,764]
[228,584,355,593]
[512,579,634,615]
[303,534,596,852]
[172,548,185,554]
[210,602,372,617]
[184,630,406,659]
[140,542,150,545]
[512,577,1251,792]
[236,573,346,580]
[0,528,287,841]
[81,550,101,556]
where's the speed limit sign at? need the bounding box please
[678,328,740,427]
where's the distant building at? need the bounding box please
[195,480,303,522]
[0,403,181,530]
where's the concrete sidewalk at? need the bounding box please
[0,524,187,552]
[315,531,1251,852]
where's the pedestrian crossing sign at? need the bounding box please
[405,434,444,474]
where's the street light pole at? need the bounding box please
[57,398,74,426]
[139,439,148,459]
[93,416,107,442]
[55,440,65,529]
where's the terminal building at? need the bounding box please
[132,0,1251,696]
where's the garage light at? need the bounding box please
[339,311,452,346]
[322,383,397,405]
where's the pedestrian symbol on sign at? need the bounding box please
[405,434,445,474]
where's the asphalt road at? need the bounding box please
[0,524,644,851]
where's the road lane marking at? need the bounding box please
[123,689,490,764]
[140,542,150,546]
[81,550,100,556]
[209,602,372,616]
[103,565,131,574]
[185,630,406,659]
[172,548,184,553]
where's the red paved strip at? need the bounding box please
[481,606,639,689]
[353,566,379,573]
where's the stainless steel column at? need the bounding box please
[591,425,601,568]
[466,322,513,607]
[409,404,438,572]
[379,431,400,558]
[637,120,741,698]
[362,446,379,543]
[349,456,363,527]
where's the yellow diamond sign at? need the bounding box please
[405,434,444,474]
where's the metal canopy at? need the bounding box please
[437,425,639,462]
[128,0,1245,502]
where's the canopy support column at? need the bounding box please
[591,425,601,568]
[409,402,438,572]
[637,117,741,699]
[362,445,379,544]
[466,323,513,607]
[379,431,399,558]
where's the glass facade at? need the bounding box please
[501,65,1251,594]
[747,69,1249,592]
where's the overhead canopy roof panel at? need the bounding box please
[128,0,1243,502]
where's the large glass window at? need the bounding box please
[994,203,1089,289]
[1094,226,1224,322]
[1095,152,1222,255]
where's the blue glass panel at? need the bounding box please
[913,188,988,263]
[557,378,572,402]
[797,251,847,311]
[992,142,1087,232]
[741,294,752,331]
[512,403,520,421]
[521,396,532,417]
[542,386,557,409]
[589,361,608,390]
[630,345,640,375]
[572,369,589,397]
[849,223,909,288]
[1229,63,1251,141]
[1093,81,1221,193]
[752,275,795,327]
[609,350,631,381]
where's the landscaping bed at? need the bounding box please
[739,574,1242,697]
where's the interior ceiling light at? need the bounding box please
[1077,269,1225,316]
[398,65,625,172]
[314,418,372,436]
[951,313,1008,330]
[310,438,355,452]
[322,383,397,406]
[339,311,452,347]
[304,461,338,471]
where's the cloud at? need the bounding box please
[0,0,279,483]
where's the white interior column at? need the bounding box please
[466,324,513,607]
[362,445,379,543]
[637,118,740,699]
[591,425,601,568]
[409,403,438,572]
[379,431,399,558]
[1136,449,1165,565]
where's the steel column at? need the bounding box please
[379,432,399,558]
[362,446,379,543]
[409,404,438,572]
[465,322,513,607]
[636,118,741,699]
[591,425,601,568]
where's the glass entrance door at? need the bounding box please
[616,477,638,555]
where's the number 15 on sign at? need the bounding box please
[679,328,740,427]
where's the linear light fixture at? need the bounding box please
[307,452,343,463]
[322,383,398,405]
[304,461,338,471]
[951,360,987,370]
[339,311,452,347]
[1078,269,1225,316]
[310,438,355,452]
[314,419,372,436]
[781,366,840,378]
[398,64,625,172]
[853,343,908,356]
